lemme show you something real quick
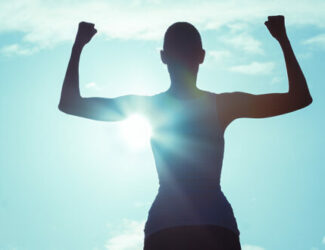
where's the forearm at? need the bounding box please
[279,36,312,103]
[59,43,83,109]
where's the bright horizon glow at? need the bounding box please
[119,114,152,149]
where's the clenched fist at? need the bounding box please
[265,15,287,42]
[75,21,97,47]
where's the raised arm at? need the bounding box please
[218,15,312,129]
[58,22,149,121]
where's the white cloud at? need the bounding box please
[303,34,325,47]
[242,244,265,250]
[271,76,284,84]
[0,43,38,56]
[209,50,232,63]
[85,82,101,91]
[2,0,325,55]
[221,33,264,54]
[226,22,251,34]
[85,82,97,88]
[322,235,325,244]
[106,219,145,250]
[229,61,275,75]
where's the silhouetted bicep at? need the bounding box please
[59,95,151,121]
[218,92,306,126]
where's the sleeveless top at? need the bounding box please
[144,91,239,239]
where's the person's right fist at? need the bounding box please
[75,21,97,47]
[264,15,287,42]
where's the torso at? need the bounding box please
[143,90,239,238]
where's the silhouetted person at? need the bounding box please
[59,16,312,250]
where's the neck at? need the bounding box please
[167,63,200,98]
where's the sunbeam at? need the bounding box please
[120,114,152,149]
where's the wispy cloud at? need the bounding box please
[242,244,265,250]
[271,75,285,84]
[2,0,325,55]
[85,82,97,89]
[0,43,38,56]
[208,50,232,63]
[303,34,325,47]
[85,82,101,91]
[309,236,325,250]
[221,33,264,54]
[229,61,274,75]
[105,219,145,250]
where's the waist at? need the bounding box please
[145,188,239,238]
[158,177,221,193]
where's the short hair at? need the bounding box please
[163,22,203,61]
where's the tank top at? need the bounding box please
[144,91,239,238]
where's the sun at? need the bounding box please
[120,114,152,149]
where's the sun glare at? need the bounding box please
[120,114,152,149]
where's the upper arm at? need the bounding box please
[218,91,312,127]
[58,94,151,121]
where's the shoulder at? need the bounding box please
[214,92,247,131]
[201,90,242,101]
[215,92,254,110]
[216,91,243,100]
[150,91,166,100]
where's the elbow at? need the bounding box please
[58,98,78,115]
[58,92,82,114]
[294,94,313,110]
[302,93,313,107]
[58,96,85,117]
[58,100,64,112]
[305,95,313,106]
[58,102,71,115]
[58,102,68,113]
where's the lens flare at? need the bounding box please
[120,114,152,149]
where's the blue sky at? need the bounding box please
[0,0,325,249]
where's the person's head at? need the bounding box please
[160,22,205,70]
